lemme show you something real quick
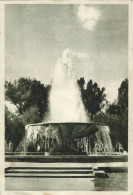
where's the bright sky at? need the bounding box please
[5,4,128,104]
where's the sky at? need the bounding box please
[5,4,128,104]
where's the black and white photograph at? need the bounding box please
[0,1,131,193]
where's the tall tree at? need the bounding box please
[117,79,128,150]
[5,78,51,118]
[78,78,107,120]
[107,79,128,115]
[118,79,128,111]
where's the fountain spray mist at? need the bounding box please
[49,49,89,122]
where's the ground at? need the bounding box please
[5,162,128,191]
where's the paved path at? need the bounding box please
[5,162,127,191]
[5,177,95,191]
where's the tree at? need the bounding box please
[117,79,128,151]
[22,105,42,125]
[78,78,107,120]
[5,78,51,118]
[107,79,128,115]
[107,102,121,115]
[5,106,25,151]
[118,79,128,111]
[94,79,128,151]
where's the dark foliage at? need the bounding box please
[5,78,51,118]
[5,106,25,151]
[78,78,107,119]
[22,105,42,125]
[94,79,128,151]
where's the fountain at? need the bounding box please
[5,50,127,189]
[16,49,113,155]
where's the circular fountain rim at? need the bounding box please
[26,122,106,127]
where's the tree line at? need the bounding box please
[5,77,128,151]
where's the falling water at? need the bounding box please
[94,125,113,152]
[49,49,89,122]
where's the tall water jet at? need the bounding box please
[49,48,89,122]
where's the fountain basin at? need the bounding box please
[16,122,113,155]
